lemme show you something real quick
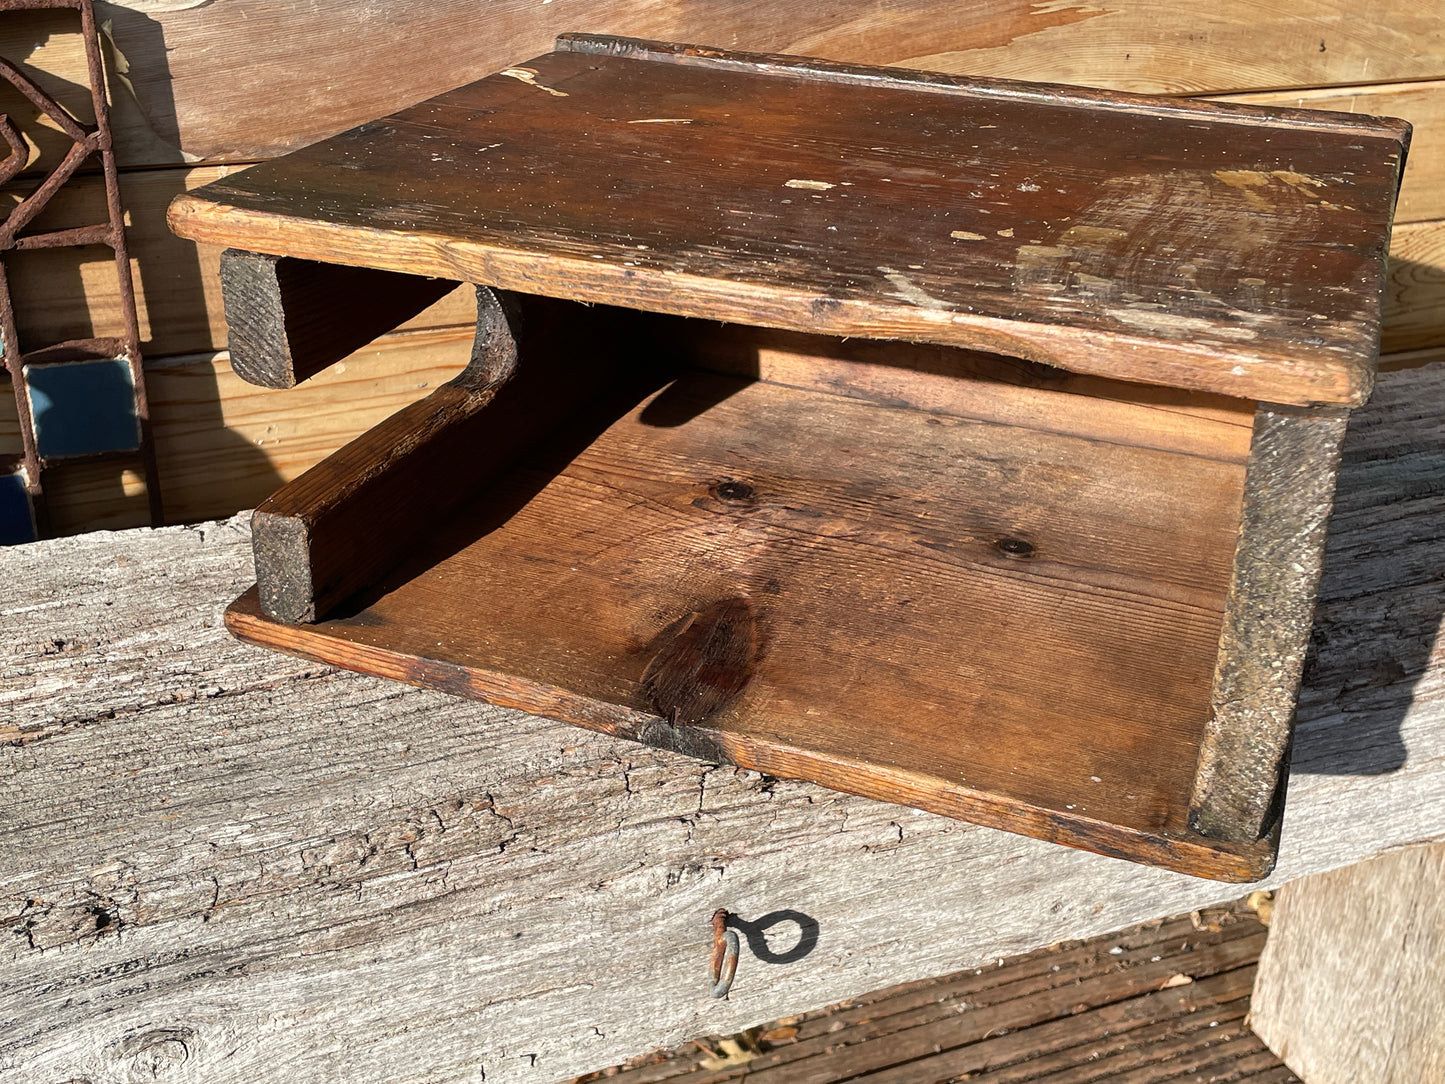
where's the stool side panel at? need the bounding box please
[1190,405,1351,842]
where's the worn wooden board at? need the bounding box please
[169,37,1407,407]
[11,163,1436,373]
[7,162,1439,373]
[1218,81,1445,224]
[1,164,475,360]
[247,294,642,625]
[0,327,474,527]
[3,358,1444,1082]
[589,903,1288,1083]
[3,2,1440,169]
[217,249,461,389]
[231,358,1261,878]
[1383,217,1445,354]
[1250,843,1445,1084]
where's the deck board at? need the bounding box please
[575,901,1296,1084]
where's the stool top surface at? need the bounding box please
[170,34,1409,406]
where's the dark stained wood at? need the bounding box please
[7,162,1437,373]
[641,597,761,725]
[218,248,459,388]
[168,35,1409,407]
[1190,405,1351,842]
[250,290,654,622]
[228,353,1277,880]
[555,33,1409,136]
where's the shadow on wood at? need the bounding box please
[1293,359,1445,777]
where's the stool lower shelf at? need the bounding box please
[227,345,1277,881]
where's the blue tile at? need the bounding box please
[25,358,139,459]
[0,471,35,545]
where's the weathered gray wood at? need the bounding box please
[3,360,1445,1084]
[219,248,459,389]
[1250,842,1445,1083]
[1190,405,1351,842]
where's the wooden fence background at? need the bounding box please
[2,0,1443,534]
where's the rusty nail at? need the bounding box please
[710,908,739,999]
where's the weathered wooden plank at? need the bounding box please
[228,358,1263,878]
[686,323,1258,462]
[219,249,458,389]
[5,2,1441,169]
[250,292,643,623]
[169,40,1407,407]
[1190,406,1350,842]
[739,934,1265,1084]
[0,327,475,528]
[12,161,1434,372]
[2,165,476,360]
[1216,81,1445,224]
[1250,842,1445,1084]
[2,359,1444,1082]
[596,908,1271,1082]
[1383,217,1445,354]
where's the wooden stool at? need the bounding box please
[167,34,1408,882]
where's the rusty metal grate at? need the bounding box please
[0,0,161,540]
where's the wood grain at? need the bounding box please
[228,361,1264,878]
[610,908,1282,1084]
[1217,81,1445,224]
[218,249,458,388]
[1,164,476,359]
[681,322,1258,463]
[168,39,1405,407]
[250,293,647,623]
[5,2,1441,169]
[11,159,1430,376]
[1250,843,1445,1084]
[1190,406,1350,842]
[1383,217,1445,354]
[2,359,1444,1082]
[724,923,1269,1084]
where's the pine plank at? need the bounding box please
[4,3,1442,169]
[686,326,1257,463]
[3,360,1441,1084]
[1383,217,1445,353]
[170,41,1406,407]
[1216,81,1445,224]
[1,165,475,360]
[148,328,472,523]
[228,366,1267,878]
